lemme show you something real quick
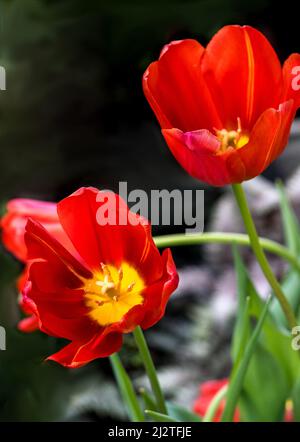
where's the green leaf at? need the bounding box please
[167,402,201,422]
[291,378,300,422]
[145,410,178,422]
[243,257,300,386]
[276,181,300,255]
[140,388,157,412]
[231,246,251,368]
[270,182,300,325]
[221,295,272,421]
[229,250,299,421]
[240,344,289,421]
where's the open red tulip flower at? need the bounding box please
[22,187,178,368]
[143,25,300,186]
[1,198,74,332]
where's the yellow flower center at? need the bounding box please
[215,118,249,152]
[84,262,145,326]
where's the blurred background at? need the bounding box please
[0,0,300,421]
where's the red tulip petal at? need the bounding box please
[20,254,98,341]
[162,128,246,186]
[47,331,123,368]
[24,287,95,341]
[17,266,29,292]
[57,187,163,283]
[25,218,92,279]
[140,248,179,329]
[6,199,57,218]
[236,100,295,180]
[143,39,222,132]
[202,25,282,130]
[18,313,39,333]
[1,199,59,262]
[194,378,240,422]
[282,53,300,110]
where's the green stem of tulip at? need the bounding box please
[232,183,297,330]
[202,384,228,422]
[133,326,167,415]
[110,353,145,422]
[154,232,300,273]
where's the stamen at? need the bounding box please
[127,282,136,292]
[214,117,248,152]
[96,275,115,294]
[101,262,113,280]
[83,262,145,326]
[117,267,123,290]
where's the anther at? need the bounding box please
[117,267,123,290]
[127,282,136,292]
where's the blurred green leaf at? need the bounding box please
[277,181,300,255]
[270,182,300,325]
[240,345,288,421]
[145,409,178,422]
[140,388,157,412]
[231,246,251,368]
[230,249,299,421]
[222,290,271,421]
[167,401,201,422]
[291,377,300,421]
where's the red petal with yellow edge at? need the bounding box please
[57,187,163,284]
[202,25,282,130]
[282,53,300,111]
[143,39,221,132]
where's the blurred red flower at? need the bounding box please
[193,378,294,422]
[22,187,178,368]
[1,198,77,332]
[1,199,62,261]
[143,25,300,186]
[193,379,240,422]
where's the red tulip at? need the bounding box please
[1,198,77,332]
[1,198,63,262]
[193,379,240,422]
[143,25,300,186]
[23,187,178,368]
[193,378,294,422]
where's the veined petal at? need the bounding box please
[202,25,282,130]
[57,187,163,283]
[25,218,92,279]
[47,331,123,368]
[236,100,295,180]
[21,253,94,341]
[143,39,222,132]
